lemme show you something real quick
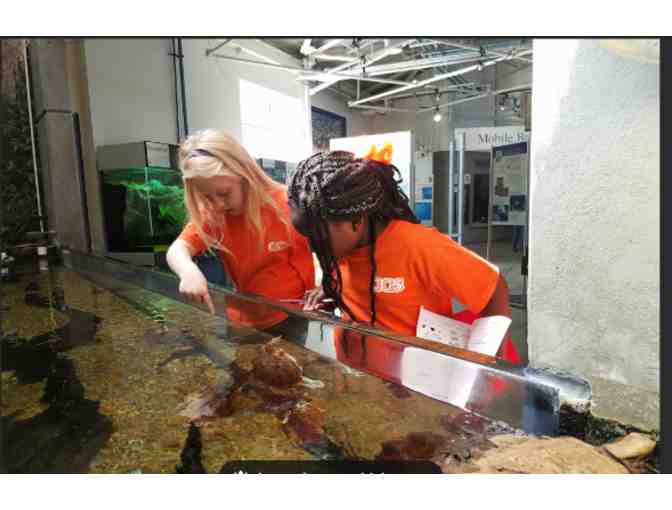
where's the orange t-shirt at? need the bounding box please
[337,219,500,336]
[179,187,315,329]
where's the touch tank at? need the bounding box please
[1,253,532,474]
[2,252,656,474]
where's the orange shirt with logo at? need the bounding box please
[179,187,315,329]
[337,219,500,335]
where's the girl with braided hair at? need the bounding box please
[288,143,519,362]
[166,129,314,331]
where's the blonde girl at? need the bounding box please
[167,129,314,330]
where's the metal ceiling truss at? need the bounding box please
[204,38,532,115]
[307,38,418,95]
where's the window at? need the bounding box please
[239,79,309,163]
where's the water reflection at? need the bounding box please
[2,256,567,474]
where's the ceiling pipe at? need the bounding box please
[492,83,532,95]
[360,55,487,77]
[305,39,382,93]
[317,53,489,79]
[205,39,232,57]
[427,39,533,64]
[309,38,416,95]
[382,83,480,102]
[297,73,410,86]
[348,52,514,107]
[349,104,416,113]
[302,38,345,56]
[207,53,416,88]
[352,82,532,115]
[313,54,358,62]
[344,38,381,56]
[416,83,532,114]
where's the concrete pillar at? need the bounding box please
[64,40,106,254]
[528,40,659,429]
[30,39,90,252]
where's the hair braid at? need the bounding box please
[288,150,419,327]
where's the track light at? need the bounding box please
[498,94,509,111]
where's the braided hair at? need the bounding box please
[288,150,419,327]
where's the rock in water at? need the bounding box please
[443,435,631,474]
[252,337,303,387]
[603,433,656,460]
[377,432,447,461]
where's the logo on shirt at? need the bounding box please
[268,240,290,252]
[373,277,405,294]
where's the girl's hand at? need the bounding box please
[179,265,215,314]
[303,287,326,311]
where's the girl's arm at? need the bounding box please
[480,273,511,319]
[480,273,513,347]
[166,239,215,314]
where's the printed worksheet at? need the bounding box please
[416,307,511,356]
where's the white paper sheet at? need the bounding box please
[416,306,511,356]
[416,307,471,347]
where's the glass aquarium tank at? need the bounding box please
[98,142,185,265]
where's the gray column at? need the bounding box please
[528,40,659,430]
[30,39,90,252]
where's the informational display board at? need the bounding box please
[454,126,528,152]
[330,131,413,205]
[490,142,528,226]
[413,150,433,226]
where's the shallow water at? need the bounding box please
[1,267,516,473]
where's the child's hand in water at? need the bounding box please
[179,265,215,314]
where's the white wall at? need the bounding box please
[84,38,367,160]
[182,39,308,148]
[528,39,659,429]
[183,39,368,161]
[84,39,178,148]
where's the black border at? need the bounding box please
[660,36,669,475]
[3,35,668,474]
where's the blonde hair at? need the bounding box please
[179,129,289,255]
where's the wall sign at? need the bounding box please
[454,126,529,152]
[490,142,528,226]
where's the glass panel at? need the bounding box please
[1,257,558,473]
[100,167,186,252]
